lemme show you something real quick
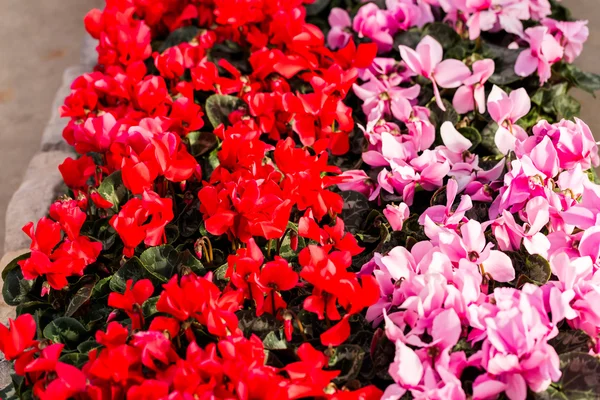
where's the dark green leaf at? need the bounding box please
[109,257,148,293]
[549,331,592,355]
[423,23,460,50]
[480,121,502,155]
[179,250,206,276]
[549,0,572,21]
[186,131,218,157]
[559,63,600,95]
[158,26,200,53]
[458,126,482,151]
[394,29,422,49]
[328,344,365,384]
[340,191,371,234]
[237,310,280,339]
[0,379,18,400]
[142,296,160,317]
[205,94,243,128]
[524,254,552,285]
[484,43,522,85]
[305,0,331,16]
[65,284,94,317]
[92,276,112,299]
[43,317,89,350]
[2,267,34,306]
[59,352,89,368]
[1,252,29,280]
[77,340,101,354]
[140,245,179,281]
[553,95,581,120]
[262,330,288,350]
[97,171,127,212]
[534,352,600,399]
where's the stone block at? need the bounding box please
[81,34,98,69]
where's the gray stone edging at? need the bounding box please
[3,36,97,255]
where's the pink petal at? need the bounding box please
[483,250,515,282]
[461,219,486,253]
[508,88,531,122]
[435,59,471,88]
[432,309,461,348]
[494,125,517,155]
[417,35,443,73]
[474,84,487,114]
[505,374,527,400]
[441,121,472,153]
[515,50,539,77]
[389,341,423,387]
[399,45,424,75]
[487,85,511,125]
[452,85,475,114]
[432,79,446,111]
[328,7,351,28]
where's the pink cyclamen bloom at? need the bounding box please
[353,3,398,53]
[418,178,473,228]
[515,26,564,85]
[438,219,515,282]
[469,285,561,400]
[562,178,600,230]
[542,18,589,63]
[386,0,434,30]
[327,8,352,50]
[452,59,495,114]
[487,85,530,154]
[399,35,471,111]
[353,78,421,122]
[384,203,410,231]
[466,0,529,40]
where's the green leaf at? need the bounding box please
[97,171,127,212]
[484,43,522,85]
[186,131,218,157]
[205,94,243,128]
[92,276,112,298]
[65,284,94,317]
[458,126,482,151]
[553,95,581,120]
[534,352,600,399]
[59,352,89,368]
[43,317,89,351]
[523,254,552,285]
[480,121,502,155]
[262,330,288,350]
[304,0,331,16]
[394,29,422,50]
[237,310,280,339]
[142,296,160,317]
[140,245,179,281]
[109,257,149,293]
[1,252,29,280]
[340,191,371,234]
[158,26,200,53]
[179,250,206,276]
[422,23,460,50]
[2,267,34,306]
[559,63,600,95]
[0,381,18,400]
[77,340,101,354]
[531,83,569,114]
[328,344,365,384]
[549,331,592,355]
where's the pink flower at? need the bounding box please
[386,0,434,30]
[353,78,421,121]
[327,8,352,50]
[384,203,410,231]
[515,26,564,85]
[469,285,561,400]
[419,178,472,228]
[466,0,529,40]
[487,85,530,154]
[437,219,516,282]
[338,170,375,198]
[562,178,600,230]
[399,35,471,111]
[543,18,589,63]
[452,59,495,114]
[353,3,398,53]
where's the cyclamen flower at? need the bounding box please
[542,18,589,63]
[384,203,410,231]
[399,35,471,111]
[353,3,398,53]
[515,26,564,85]
[464,0,530,40]
[487,85,531,154]
[452,59,495,114]
[327,8,352,50]
[469,285,561,400]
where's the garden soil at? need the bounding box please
[0,0,598,256]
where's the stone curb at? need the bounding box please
[3,35,96,255]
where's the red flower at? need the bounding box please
[256,256,298,315]
[59,155,97,189]
[110,190,174,257]
[49,199,87,240]
[108,279,154,330]
[299,213,363,256]
[0,314,37,361]
[23,217,62,255]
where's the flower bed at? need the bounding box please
[2,0,600,399]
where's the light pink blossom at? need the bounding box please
[327,8,353,50]
[452,59,495,114]
[515,26,564,84]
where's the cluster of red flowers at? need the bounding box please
[0,0,383,398]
